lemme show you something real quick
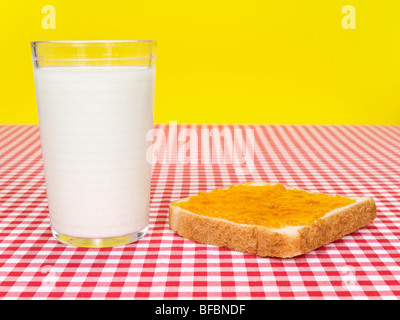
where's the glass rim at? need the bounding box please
[31,40,156,47]
[31,40,157,63]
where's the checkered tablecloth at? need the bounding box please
[0,124,399,299]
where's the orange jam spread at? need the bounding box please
[175,184,356,229]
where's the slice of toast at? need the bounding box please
[169,181,376,258]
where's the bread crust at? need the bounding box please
[168,182,376,258]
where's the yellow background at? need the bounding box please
[1,0,399,125]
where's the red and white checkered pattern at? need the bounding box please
[0,124,399,299]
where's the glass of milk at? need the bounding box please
[31,40,156,247]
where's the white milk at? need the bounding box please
[34,66,155,238]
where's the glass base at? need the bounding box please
[51,226,148,248]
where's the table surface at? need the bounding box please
[0,124,399,299]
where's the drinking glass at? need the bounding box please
[31,40,156,247]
